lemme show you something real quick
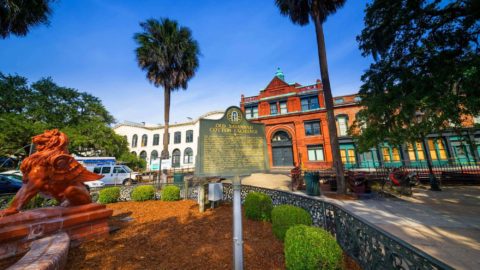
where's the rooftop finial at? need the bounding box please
[275,67,285,81]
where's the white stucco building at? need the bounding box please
[113,111,224,171]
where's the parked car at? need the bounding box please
[83,180,105,191]
[0,174,22,194]
[88,165,138,186]
[0,170,105,191]
[0,170,22,177]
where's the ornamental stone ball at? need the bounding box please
[0,129,103,217]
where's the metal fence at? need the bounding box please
[304,159,480,185]
[222,183,453,270]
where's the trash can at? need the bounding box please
[173,173,184,185]
[305,172,320,196]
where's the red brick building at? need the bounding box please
[240,69,362,170]
[241,69,480,170]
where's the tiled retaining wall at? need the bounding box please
[222,183,327,226]
[221,183,453,270]
[90,183,199,202]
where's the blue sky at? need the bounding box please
[0,0,371,124]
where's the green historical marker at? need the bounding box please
[195,106,269,270]
[195,106,270,177]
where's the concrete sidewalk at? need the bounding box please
[240,174,480,269]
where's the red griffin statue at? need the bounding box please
[0,129,103,217]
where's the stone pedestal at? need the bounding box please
[0,203,112,260]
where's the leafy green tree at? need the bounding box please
[0,73,128,162]
[0,0,54,38]
[118,152,146,171]
[275,0,347,194]
[0,73,30,113]
[62,120,128,157]
[355,0,479,190]
[134,18,200,159]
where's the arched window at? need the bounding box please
[184,148,193,164]
[272,131,290,142]
[123,135,128,143]
[132,135,138,147]
[131,151,137,156]
[186,130,193,143]
[153,134,160,145]
[172,149,181,167]
[151,150,158,160]
[141,134,148,147]
[139,151,147,160]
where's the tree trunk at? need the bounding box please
[161,87,171,160]
[313,18,346,194]
[422,136,441,191]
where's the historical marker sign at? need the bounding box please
[195,106,269,177]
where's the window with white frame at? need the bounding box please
[184,148,193,164]
[245,106,258,119]
[270,103,278,115]
[153,134,160,146]
[304,121,321,136]
[301,96,320,111]
[186,130,193,143]
[307,145,324,161]
[337,116,348,136]
[174,132,181,144]
[279,101,288,114]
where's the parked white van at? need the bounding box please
[88,165,138,186]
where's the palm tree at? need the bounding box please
[0,0,53,38]
[275,0,347,194]
[134,18,200,160]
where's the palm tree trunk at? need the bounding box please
[313,18,347,194]
[162,87,171,160]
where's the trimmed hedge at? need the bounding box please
[271,205,312,241]
[244,192,273,221]
[161,185,180,201]
[285,225,342,270]
[98,187,121,204]
[131,185,156,202]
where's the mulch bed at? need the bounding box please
[66,200,285,270]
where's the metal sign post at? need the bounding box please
[194,107,270,270]
[232,175,243,270]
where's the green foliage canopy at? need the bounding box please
[354,0,480,151]
[0,0,54,38]
[0,73,143,168]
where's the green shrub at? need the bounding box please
[161,185,180,201]
[3,194,58,210]
[244,192,273,221]
[131,185,156,201]
[98,187,121,204]
[271,205,312,241]
[285,225,342,270]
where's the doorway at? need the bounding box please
[271,131,294,167]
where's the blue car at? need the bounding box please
[0,174,22,194]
